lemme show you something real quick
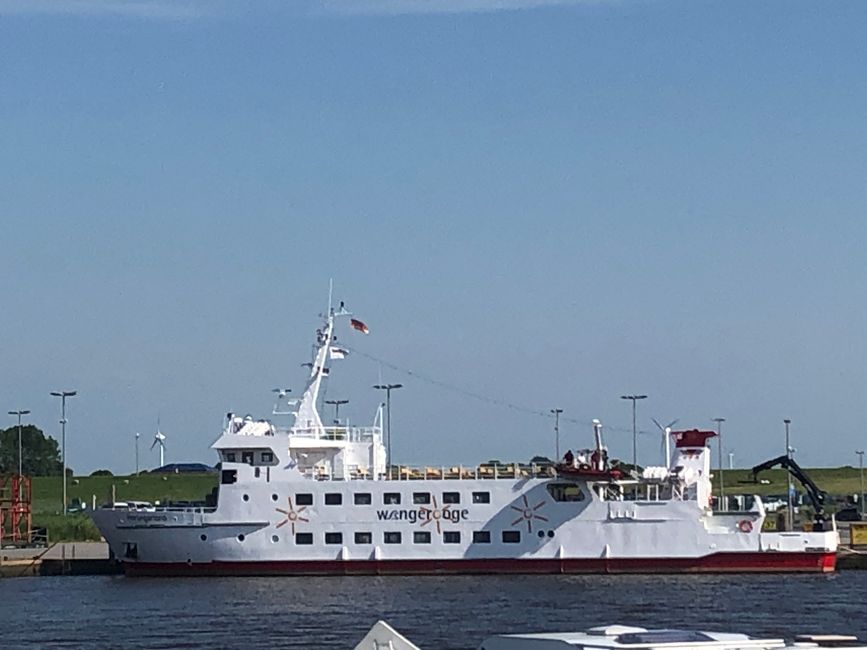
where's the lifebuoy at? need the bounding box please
[738,519,753,533]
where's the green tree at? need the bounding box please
[0,424,63,476]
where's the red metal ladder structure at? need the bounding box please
[0,474,32,546]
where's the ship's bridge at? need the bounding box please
[214,414,386,481]
[284,422,385,480]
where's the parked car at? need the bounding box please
[835,506,863,522]
[149,462,216,474]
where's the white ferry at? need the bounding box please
[92,301,838,576]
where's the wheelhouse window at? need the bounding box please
[443,492,460,504]
[412,492,430,505]
[502,530,521,544]
[296,532,313,545]
[413,531,431,544]
[225,452,236,462]
[241,451,254,465]
[472,491,490,504]
[383,493,401,505]
[354,532,372,544]
[296,493,313,506]
[384,531,402,544]
[325,493,343,506]
[325,532,343,545]
[546,483,586,502]
[443,531,461,544]
[472,530,491,544]
[354,493,372,505]
[261,451,274,463]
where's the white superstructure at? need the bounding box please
[92,300,838,576]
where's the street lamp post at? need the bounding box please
[857,450,865,518]
[373,384,403,479]
[135,432,141,476]
[325,399,349,424]
[51,390,77,516]
[620,395,647,473]
[7,409,30,501]
[550,409,563,460]
[713,417,726,510]
[784,418,793,531]
[7,410,31,480]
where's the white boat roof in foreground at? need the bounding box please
[478,626,784,650]
[354,623,867,650]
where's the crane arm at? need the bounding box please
[750,455,827,515]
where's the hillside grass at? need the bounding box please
[31,473,218,514]
[711,467,864,502]
[30,473,217,541]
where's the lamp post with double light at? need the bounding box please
[857,450,865,518]
[374,384,402,478]
[7,409,30,499]
[784,418,793,531]
[51,390,77,516]
[550,408,563,460]
[620,394,647,474]
[325,399,349,424]
[712,417,726,510]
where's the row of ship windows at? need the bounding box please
[224,451,273,464]
[224,530,524,545]
[252,491,492,505]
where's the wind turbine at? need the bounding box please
[652,418,679,467]
[151,429,166,467]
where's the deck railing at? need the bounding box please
[283,425,382,443]
[299,463,557,481]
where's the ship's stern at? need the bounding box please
[759,529,838,572]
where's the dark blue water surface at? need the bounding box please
[3,572,866,649]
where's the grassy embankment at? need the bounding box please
[27,466,863,542]
[716,466,863,500]
[31,474,217,542]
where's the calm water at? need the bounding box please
[2,572,866,648]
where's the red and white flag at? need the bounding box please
[350,318,370,335]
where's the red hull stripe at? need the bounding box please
[123,552,836,577]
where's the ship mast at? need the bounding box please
[293,313,334,438]
[292,284,351,438]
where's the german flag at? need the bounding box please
[350,318,370,335]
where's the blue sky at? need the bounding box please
[2,0,867,474]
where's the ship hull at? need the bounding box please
[122,551,836,577]
[93,474,840,578]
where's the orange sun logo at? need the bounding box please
[419,495,451,534]
[275,496,309,534]
[510,494,548,533]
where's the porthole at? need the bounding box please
[271,494,278,501]
[537,530,545,538]
[271,535,279,543]
[547,530,555,538]
[200,534,207,541]
[242,494,250,502]
[237,534,246,542]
